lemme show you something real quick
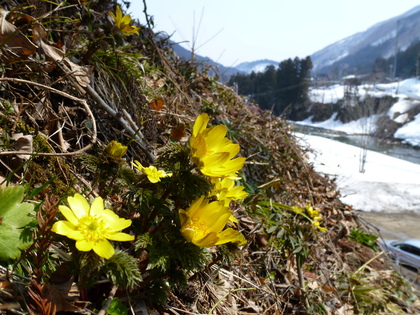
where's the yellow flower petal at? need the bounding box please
[201,152,230,168]
[107,217,133,232]
[185,196,206,218]
[51,220,76,235]
[52,194,134,259]
[120,14,132,25]
[93,240,115,259]
[207,212,231,233]
[76,239,94,251]
[102,208,122,222]
[215,228,247,246]
[193,232,219,247]
[107,232,134,241]
[192,113,209,137]
[179,209,189,226]
[66,230,85,241]
[179,196,245,248]
[67,193,90,219]
[58,205,79,225]
[90,196,104,217]
[205,125,227,149]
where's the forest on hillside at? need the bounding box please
[227,37,420,122]
[227,57,313,120]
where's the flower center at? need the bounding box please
[78,215,108,242]
[186,217,208,241]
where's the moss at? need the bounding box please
[27,158,75,197]
[33,134,53,153]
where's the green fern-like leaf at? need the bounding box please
[175,241,209,271]
[147,248,170,272]
[134,232,153,250]
[156,143,191,172]
[104,250,142,289]
[172,172,212,205]
[76,251,105,288]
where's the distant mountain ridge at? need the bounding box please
[311,5,420,76]
[171,5,420,81]
[171,43,278,81]
[234,59,279,74]
[171,43,239,82]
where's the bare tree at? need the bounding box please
[341,79,393,173]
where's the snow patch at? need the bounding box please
[298,134,420,212]
[394,113,420,146]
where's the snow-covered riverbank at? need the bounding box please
[298,133,420,213]
[304,77,420,147]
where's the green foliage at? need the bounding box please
[337,270,408,314]
[254,199,322,284]
[0,186,35,261]
[134,232,153,249]
[104,298,128,315]
[349,227,378,252]
[75,251,105,288]
[156,143,192,172]
[104,250,142,289]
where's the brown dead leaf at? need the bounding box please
[6,10,47,43]
[170,123,186,141]
[32,22,47,43]
[0,280,14,299]
[66,59,92,87]
[39,40,64,61]
[150,99,165,110]
[48,263,81,312]
[11,133,33,160]
[39,40,91,87]
[0,8,36,56]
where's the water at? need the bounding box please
[294,125,420,165]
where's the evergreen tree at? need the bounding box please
[228,56,313,119]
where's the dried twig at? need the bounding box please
[85,84,154,162]
[97,285,118,315]
[0,78,97,156]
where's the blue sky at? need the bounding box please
[129,1,420,67]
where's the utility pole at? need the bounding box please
[393,20,400,80]
[416,54,420,79]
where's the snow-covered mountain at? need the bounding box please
[312,5,420,75]
[234,59,279,74]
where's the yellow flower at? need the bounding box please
[105,140,128,158]
[52,194,134,259]
[190,113,246,178]
[108,5,140,35]
[210,177,248,206]
[132,160,172,183]
[305,204,327,232]
[179,196,246,247]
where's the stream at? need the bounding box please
[293,123,420,165]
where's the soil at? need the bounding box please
[355,210,420,240]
